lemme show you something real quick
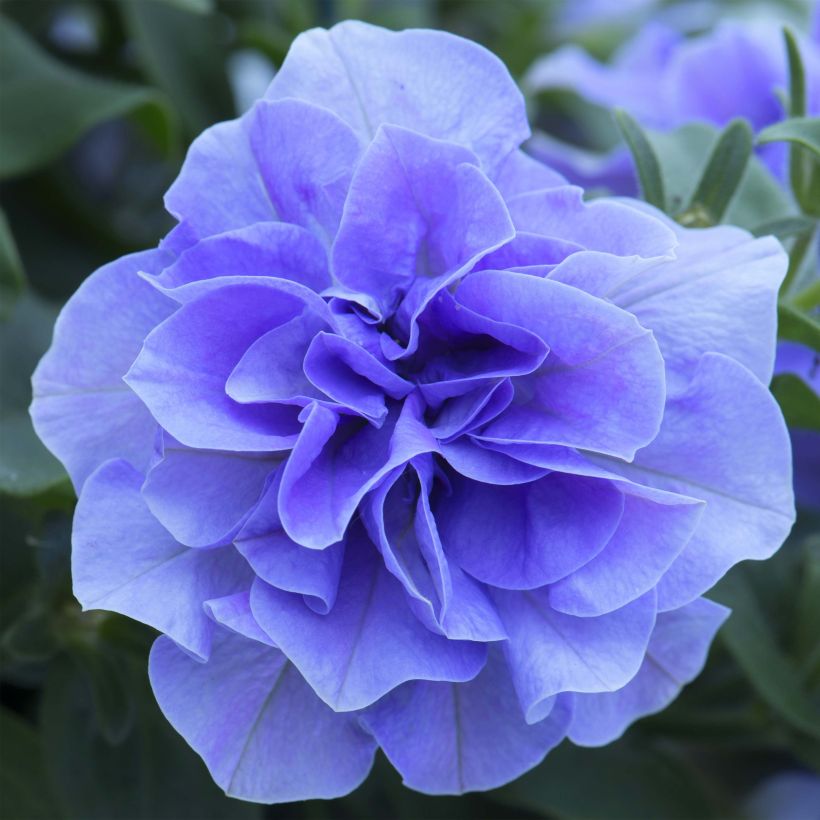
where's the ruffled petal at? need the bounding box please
[164,118,272,241]
[607,218,787,389]
[149,631,377,803]
[141,438,279,547]
[245,98,360,241]
[204,590,276,647]
[73,460,252,660]
[31,249,174,490]
[125,281,327,451]
[154,222,331,296]
[569,597,729,746]
[458,271,666,459]
[361,649,572,795]
[596,353,795,610]
[506,186,676,258]
[494,587,657,723]
[365,457,506,642]
[438,472,624,589]
[548,483,704,617]
[331,126,514,322]
[267,20,529,171]
[250,529,486,711]
[279,396,438,548]
[235,469,345,613]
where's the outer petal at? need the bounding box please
[494,588,657,723]
[458,271,666,460]
[598,353,795,610]
[569,597,729,745]
[73,460,252,659]
[361,649,572,795]
[267,20,529,171]
[164,118,271,241]
[506,186,677,258]
[149,631,377,803]
[250,529,486,712]
[141,440,280,547]
[608,218,787,389]
[438,472,624,590]
[125,281,324,451]
[31,249,173,490]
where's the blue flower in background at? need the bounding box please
[525,15,820,192]
[30,21,794,803]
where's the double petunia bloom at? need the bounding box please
[31,22,795,803]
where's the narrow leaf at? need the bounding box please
[682,118,754,226]
[770,374,820,432]
[784,28,806,118]
[712,570,820,740]
[614,108,666,210]
[0,18,177,178]
[758,117,820,157]
[752,215,817,240]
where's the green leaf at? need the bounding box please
[771,374,820,431]
[647,124,793,230]
[159,0,215,12]
[784,28,806,118]
[758,117,820,158]
[0,17,177,179]
[499,738,720,819]
[711,569,820,740]
[679,118,754,227]
[613,108,666,211]
[119,0,234,137]
[41,655,262,820]
[778,301,820,350]
[0,708,64,820]
[752,215,817,240]
[68,643,137,745]
[0,292,67,496]
[0,208,24,317]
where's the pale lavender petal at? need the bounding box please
[361,649,572,795]
[569,597,729,745]
[495,588,657,723]
[596,353,795,610]
[154,222,330,295]
[149,631,377,803]
[31,249,173,490]
[204,590,276,646]
[438,472,624,590]
[73,460,251,659]
[125,281,323,451]
[245,99,360,241]
[250,529,486,711]
[267,20,529,171]
[141,439,280,547]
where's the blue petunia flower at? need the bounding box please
[31,22,794,803]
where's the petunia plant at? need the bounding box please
[30,20,795,804]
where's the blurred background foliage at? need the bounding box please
[1,1,819,818]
